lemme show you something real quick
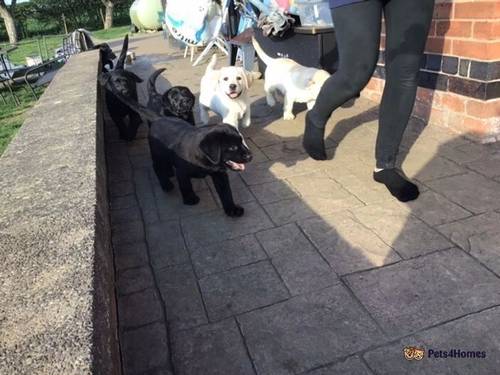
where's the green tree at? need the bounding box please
[13,2,40,39]
[0,0,17,43]
[101,1,114,29]
[32,0,102,31]
[101,1,131,30]
[31,0,133,33]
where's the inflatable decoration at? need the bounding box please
[165,0,219,46]
[130,0,163,31]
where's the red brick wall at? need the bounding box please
[429,1,500,61]
[362,0,500,143]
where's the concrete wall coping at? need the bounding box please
[0,51,119,374]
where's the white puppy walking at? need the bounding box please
[252,37,330,120]
[199,54,261,129]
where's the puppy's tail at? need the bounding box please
[115,34,129,69]
[148,68,166,97]
[205,54,217,74]
[104,80,163,123]
[251,36,274,67]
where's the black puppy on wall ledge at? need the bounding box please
[99,34,143,141]
[96,43,116,71]
[101,80,253,217]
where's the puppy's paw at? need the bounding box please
[160,180,175,191]
[241,117,251,128]
[266,96,276,107]
[225,205,244,217]
[183,194,200,205]
[283,112,295,120]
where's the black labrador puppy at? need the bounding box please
[99,35,143,141]
[150,119,252,216]
[95,43,116,71]
[104,83,253,217]
[147,68,196,125]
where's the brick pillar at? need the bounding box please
[361,0,500,143]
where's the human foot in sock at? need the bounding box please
[303,112,327,160]
[373,168,420,202]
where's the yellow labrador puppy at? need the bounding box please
[252,37,330,120]
[199,54,261,129]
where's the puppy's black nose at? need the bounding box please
[229,84,237,90]
[244,153,253,162]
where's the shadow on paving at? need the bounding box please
[104,40,500,375]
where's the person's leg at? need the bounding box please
[373,0,435,201]
[303,0,383,160]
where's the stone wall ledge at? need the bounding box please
[0,51,120,374]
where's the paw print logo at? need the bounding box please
[403,346,425,361]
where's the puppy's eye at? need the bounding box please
[228,145,238,152]
[223,77,229,81]
[236,77,242,81]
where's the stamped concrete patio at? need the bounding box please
[105,34,500,375]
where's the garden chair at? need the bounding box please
[0,51,29,105]
[0,35,69,102]
[0,82,8,104]
[0,73,19,106]
[21,31,94,100]
[23,57,65,99]
[0,50,29,80]
[1,52,63,101]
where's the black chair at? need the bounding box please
[24,31,96,100]
[0,51,23,105]
[23,57,65,99]
[2,35,72,102]
[0,52,32,81]
[0,73,19,105]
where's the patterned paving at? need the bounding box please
[105,33,500,375]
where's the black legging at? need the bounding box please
[311,0,435,169]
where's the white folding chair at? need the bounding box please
[165,0,222,64]
[192,0,230,66]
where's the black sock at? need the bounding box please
[373,168,419,202]
[303,112,327,160]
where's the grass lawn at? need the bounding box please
[0,86,44,156]
[92,25,132,42]
[0,25,135,155]
[0,35,65,66]
[1,25,132,66]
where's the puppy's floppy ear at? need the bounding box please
[243,70,261,89]
[99,43,116,59]
[123,70,143,83]
[98,72,111,86]
[199,132,222,165]
[241,71,249,90]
